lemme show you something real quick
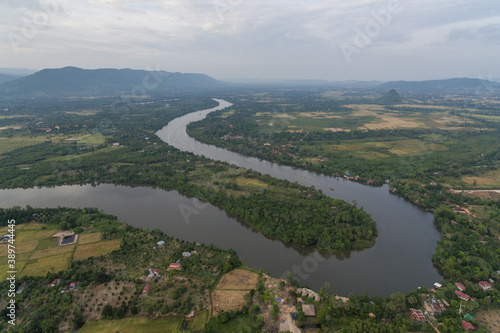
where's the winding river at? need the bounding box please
[0,99,442,296]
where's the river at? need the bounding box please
[0,99,442,296]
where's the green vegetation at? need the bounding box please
[0,206,242,332]
[0,97,376,253]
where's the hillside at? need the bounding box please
[0,67,225,98]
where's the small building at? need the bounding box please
[431,304,442,314]
[455,290,470,301]
[182,252,192,257]
[48,278,61,287]
[16,283,28,294]
[69,282,78,290]
[434,282,442,289]
[461,320,475,330]
[464,314,474,321]
[148,269,161,279]
[478,281,492,291]
[157,240,165,247]
[409,309,426,322]
[455,282,466,291]
[168,263,182,271]
[142,286,150,294]
[302,304,316,317]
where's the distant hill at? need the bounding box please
[0,68,37,76]
[378,78,500,92]
[0,67,225,98]
[380,89,402,105]
[0,74,22,83]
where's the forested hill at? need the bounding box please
[0,66,226,98]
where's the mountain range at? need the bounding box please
[0,67,224,98]
[1,67,498,98]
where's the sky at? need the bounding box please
[1,0,499,81]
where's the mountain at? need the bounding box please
[0,67,225,98]
[378,78,500,92]
[0,74,22,83]
[380,89,403,105]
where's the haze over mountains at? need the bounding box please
[0,67,499,98]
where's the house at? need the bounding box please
[434,282,442,289]
[431,304,442,314]
[69,282,78,290]
[302,304,316,317]
[478,281,492,291]
[182,252,192,257]
[455,282,466,291]
[455,290,470,301]
[142,286,150,294]
[168,263,182,271]
[48,278,61,287]
[148,269,161,279]
[157,240,165,247]
[409,309,426,322]
[461,321,475,330]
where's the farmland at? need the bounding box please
[0,221,121,278]
[212,269,259,315]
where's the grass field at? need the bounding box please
[20,252,72,277]
[73,239,121,261]
[17,229,58,243]
[79,316,184,333]
[36,237,59,250]
[189,310,208,332]
[235,177,269,189]
[0,136,47,155]
[462,169,500,188]
[31,244,75,260]
[77,232,102,244]
[22,222,47,230]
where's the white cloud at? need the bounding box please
[1,0,499,80]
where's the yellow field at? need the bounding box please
[235,177,269,189]
[64,110,99,115]
[31,244,75,259]
[298,112,342,119]
[212,290,249,315]
[9,240,38,254]
[73,239,121,261]
[21,252,72,277]
[0,252,31,265]
[216,269,259,290]
[79,316,184,333]
[0,264,8,281]
[78,232,102,244]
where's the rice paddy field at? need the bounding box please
[0,224,120,279]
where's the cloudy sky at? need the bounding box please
[1,0,499,81]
